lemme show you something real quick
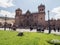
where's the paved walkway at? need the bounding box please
[16,29,60,35]
[0,28,60,35]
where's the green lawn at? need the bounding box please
[0,30,60,45]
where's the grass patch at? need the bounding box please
[0,30,60,45]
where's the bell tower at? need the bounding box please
[38,4,45,27]
[38,4,45,13]
[15,8,22,27]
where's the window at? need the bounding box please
[39,9,44,12]
[42,9,44,11]
[41,18,42,20]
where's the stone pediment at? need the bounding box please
[26,10,31,15]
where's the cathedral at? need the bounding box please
[15,4,46,28]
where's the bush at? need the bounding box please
[48,39,60,45]
[17,32,23,36]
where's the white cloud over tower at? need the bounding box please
[51,7,60,19]
[0,0,15,8]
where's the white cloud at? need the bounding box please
[51,7,60,20]
[0,10,15,18]
[0,0,15,8]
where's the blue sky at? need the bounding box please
[0,0,60,20]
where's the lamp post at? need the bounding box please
[48,10,51,33]
[4,15,7,30]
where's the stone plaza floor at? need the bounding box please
[0,28,60,35]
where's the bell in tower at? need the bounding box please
[38,4,45,13]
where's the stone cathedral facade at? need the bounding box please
[15,4,46,28]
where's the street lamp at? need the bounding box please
[4,15,7,30]
[48,10,51,33]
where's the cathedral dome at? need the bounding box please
[26,10,31,14]
[16,8,22,11]
[38,4,45,8]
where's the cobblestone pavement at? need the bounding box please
[0,28,60,35]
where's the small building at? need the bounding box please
[0,17,15,27]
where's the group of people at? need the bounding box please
[5,24,60,32]
[51,27,60,32]
[6,24,17,31]
[37,27,44,32]
[30,26,60,32]
[30,26,44,32]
